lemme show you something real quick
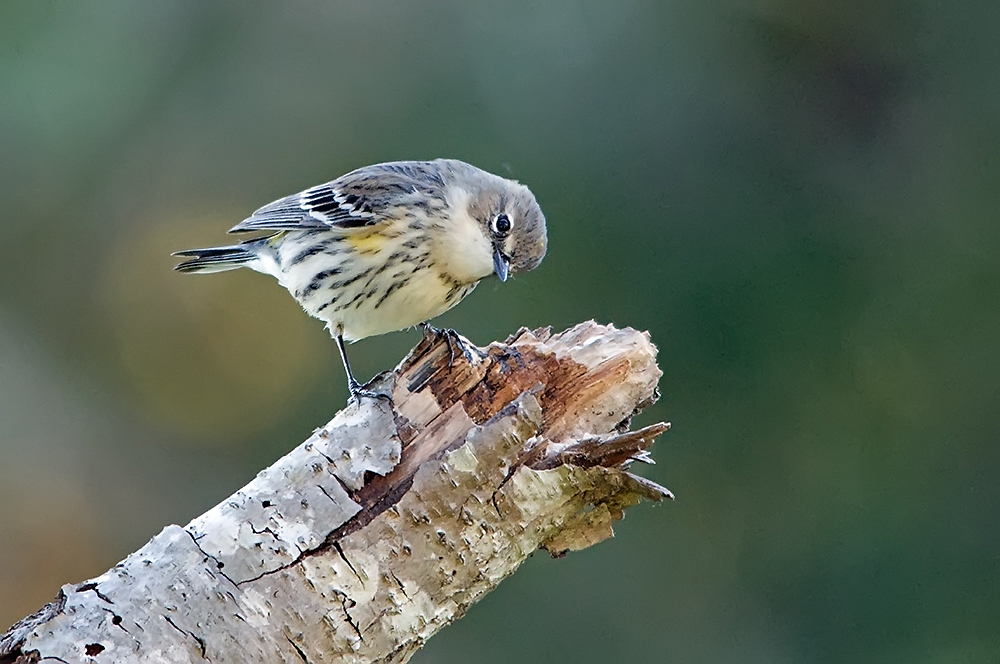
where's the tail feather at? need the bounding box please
[172,245,256,273]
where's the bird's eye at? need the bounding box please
[491,213,512,237]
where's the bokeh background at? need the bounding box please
[2,1,998,661]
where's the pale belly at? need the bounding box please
[326,268,477,342]
[253,230,480,342]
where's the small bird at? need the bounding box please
[173,159,547,400]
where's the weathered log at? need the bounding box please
[1,321,670,664]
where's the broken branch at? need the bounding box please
[1,321,670,664]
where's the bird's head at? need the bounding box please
[442,162,546,284]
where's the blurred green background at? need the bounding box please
[2,1,998,661]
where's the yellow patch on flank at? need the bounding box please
[345,230,388,254]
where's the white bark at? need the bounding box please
[1,321,671,664]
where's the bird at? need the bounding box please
[173,158,548,401]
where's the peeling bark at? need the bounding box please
[1,321,671,664]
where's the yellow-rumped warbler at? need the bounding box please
[174,159,547,400]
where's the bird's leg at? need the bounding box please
[419,322,485,365]
[336,334,391,403]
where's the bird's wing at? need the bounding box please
[227,161,448,234]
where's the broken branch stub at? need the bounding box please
[1,321,671,664]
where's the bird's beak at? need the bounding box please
[493,246,510,282]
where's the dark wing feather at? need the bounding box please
[227,160,449,234]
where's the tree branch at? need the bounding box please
[1,321,671,664]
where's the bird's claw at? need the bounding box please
[347,380,393,404]
[420,323,485,365]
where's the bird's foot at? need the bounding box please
[347,379,393,405]
[419,322,485,366]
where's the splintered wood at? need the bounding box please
[1,321,671,664]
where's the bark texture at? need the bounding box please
[1,321,671,664]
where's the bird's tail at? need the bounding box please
[172,244,257,273]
